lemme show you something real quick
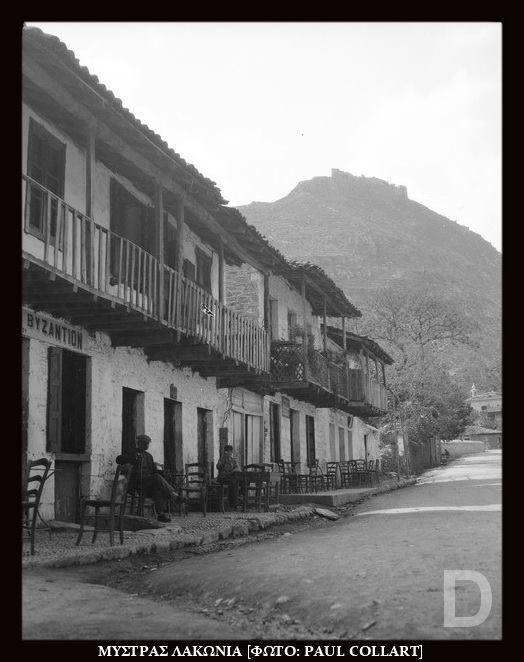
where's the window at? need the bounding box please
[195,247,212,292]
[26,119,65,242]
[47,348,89,454]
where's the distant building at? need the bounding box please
[467,385,502,430]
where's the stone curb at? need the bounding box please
[22,505,316,570]
[22,480,416,570]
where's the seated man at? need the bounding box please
[216,444,241,508]
[116,434,183,522]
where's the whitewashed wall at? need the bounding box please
[24,308,228,520]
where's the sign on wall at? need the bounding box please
[281,396,290,418]
[22,307,86,352]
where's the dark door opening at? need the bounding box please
[122,387,144,456]
[164,399,183,476]
[290,409,300,465]
[197,408,213,476]
[305,415,316,467]
[269,403,281,462]
[338,427,346,461]
[364,434,369,460]
[47,347,90,523]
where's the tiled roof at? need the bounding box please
[23,26,226,207]
[324,325,394,364]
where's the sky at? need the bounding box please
[27,22,502,251]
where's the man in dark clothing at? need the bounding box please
[116,434,183,522]
[216,444,241,508]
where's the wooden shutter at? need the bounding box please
[47,347,63,452]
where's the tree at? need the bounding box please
[361,283,478,469]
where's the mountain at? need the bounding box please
[237,169,501,391]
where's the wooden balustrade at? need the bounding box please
[22,174,270,373]
[271,340,388,411]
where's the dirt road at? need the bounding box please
[23,452,501,640]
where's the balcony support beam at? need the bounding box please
[322,296,328,353]
[85,119,96,217]
[301,275,309,380]
[155,182,164,320]
[175,196,185,341]
[342,316,347,351]
[218,238,225,305]
[263,273,270,333]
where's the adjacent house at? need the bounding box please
[22,27,393,522]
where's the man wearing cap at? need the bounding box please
[117,434,183,523]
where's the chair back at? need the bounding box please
[243,463,265,472]
[24,458,52,508]
[308,459,323,476]
[375,459,381,472]
[367,459,375,470]
[185,463,207,486]
[339,461,350,477]
[354,459,366,471]
[326,462,339,477]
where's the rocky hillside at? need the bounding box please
[237,169,501,390]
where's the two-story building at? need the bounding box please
[218,209,392,471]
[22,27,393,523]
[22,27,271,521]
[467,385,502,431]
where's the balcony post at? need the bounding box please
[155,183,164,320]
[175,196,185,341]
[301,274,309,380]
[263,273,270,333]
[218,237,225,352]
[85,119,96,217]
[322,296,328,353]
[342,315,347,350]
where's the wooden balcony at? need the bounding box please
[22,175,270,377]
[270,341,388,415]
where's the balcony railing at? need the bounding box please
[271,340,388,412]
[22,174,270,373]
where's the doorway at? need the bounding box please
[197,408,213,476]
[163,399,182,476]
[290,410,300,465]
[269,403,281,463]
[329,423,336,461]
[121,387,144,456]
[305,415,316,467]
[338,427,346,461]
[364,434,369,460]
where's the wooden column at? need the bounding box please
[322,296,328,353]
[263,273,270,333]
[342,316,347,351]
[175,196,185,340]
[85,120,97,217]
[302,275,309,379]
[218,238,225,305]
[155,183,164,320]
[381,362,387,386]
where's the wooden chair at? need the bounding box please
[326,462,340,490]
[76,463,134,547]
[206,481,230,513]
[163,470,188,517]
[339,461,356,488]
[182,463,207,516]
[308,459,327,492]
[242,470,271,512]
[22,458,52,555]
